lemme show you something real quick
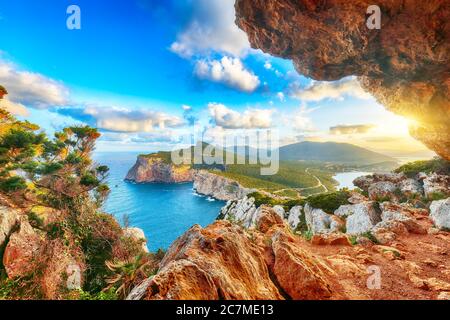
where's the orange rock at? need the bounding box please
[256,206,284,233]
[144,221,283,300]
[311,233,351,246]
[271,231,333,300]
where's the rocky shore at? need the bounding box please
[125,154,252,201]
[128,170,450,300]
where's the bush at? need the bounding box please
[306,190,351,213]
[0,176,27,192]
[395,157,450,177]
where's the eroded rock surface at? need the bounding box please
[125,156,193,183]
[235,0,450,159]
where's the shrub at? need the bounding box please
[0,176,27,192]
[395,157,450,177]
[306,190,351,213]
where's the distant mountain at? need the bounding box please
[278,142,397,165]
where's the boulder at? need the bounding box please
[399,178,423,198]
[272,205,286,219]
[345,202,381,235]
[287,206,303,230]
[430,198,450,230]
[271,230,333,299]
[255,206,284,233]
[304,203,341,234]
[311,233,351,246]
[376,203,426,234]
[0,206,19,250]
[3,219,45,279]
[347,192,369,204]
[142,221,283,300]
[124,227,149,253]
[219,196,257,228]
[368,181,398,202]
[423,174,450,199]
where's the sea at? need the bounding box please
[93,152,225,252]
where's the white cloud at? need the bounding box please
[182,105,192,111]
[208,103,274,129]
[170,0,249,58]
[288,105,318,132]
[264,61,273,70]
[0,98,29,116]
[58,105,185,133]
[290,77,372,102]
[277,92,285,102]
[195,57,260,92]
[0,61,69,109]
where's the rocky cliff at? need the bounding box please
[125,155,193,184]
[235,0,450,160]
[193,170,254,201]
[129,169,450,300]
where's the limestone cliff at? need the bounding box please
[235,0,450,160]
[125,155,193,184]
[193,170,254,201]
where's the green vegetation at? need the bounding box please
[395,157,450,177]
[213,161,337,198]
[361,231,380,244]
[306,190,351,213]
[0,87,158,300]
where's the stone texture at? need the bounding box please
[423,174,450,198]
[287,206,303,230]
[3,219,45,278]
[143,221,283,300]
[430,198,450,230]
[235,0,450,160]
[0,205,19,250]
[304,203,341,234]
[271,230,333,300]
[368,181,398,201]
[345,202,381,235]
[193,170,254,201]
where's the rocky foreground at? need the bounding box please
[128,171,450,300]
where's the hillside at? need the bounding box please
[279,141,397,165]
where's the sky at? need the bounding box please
[0,0,435,159]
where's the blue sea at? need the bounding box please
[93,152,225,252]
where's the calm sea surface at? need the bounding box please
[93,152,225,252]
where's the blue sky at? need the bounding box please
[0,0,434,158]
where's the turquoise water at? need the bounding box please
[333,171,372,189]
[93,152,225,252]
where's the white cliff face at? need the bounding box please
[193,170,254,201]
[304,203,342,234]
[220,197,258,228]
[287,206,303,230]
[430,198,450,230]
[342,202,381,235]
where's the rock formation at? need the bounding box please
[193,170,254,201]
[131,202,450,300]
[235,0,450,159]
[125,155,193,183]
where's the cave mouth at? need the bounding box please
[235,0,450,160]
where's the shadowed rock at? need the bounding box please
[235,0,450,159]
